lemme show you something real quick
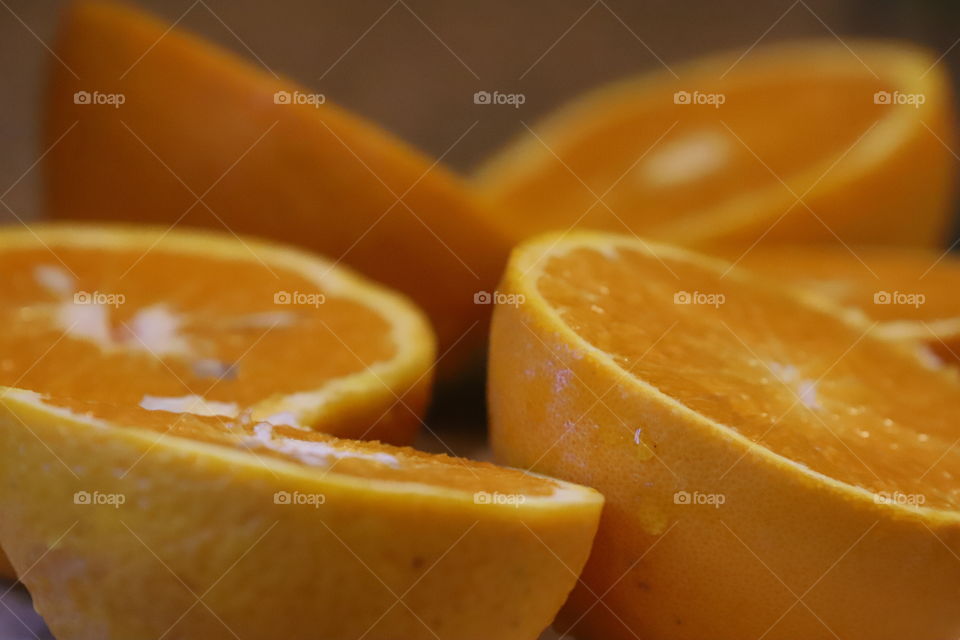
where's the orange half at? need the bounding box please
[475,40,955,249]
[0,222,437,582]
[0,387,602,639]
[43,0,510,374]
[0,223,436,443]
[489,231,960,640]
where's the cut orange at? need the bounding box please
[0,386,602,639]
[475,40,955,249]
[43,0,511,374]
[489,232,960,640]
[731,244,960,363]
[0,222,437,581]
[0,223,434,445]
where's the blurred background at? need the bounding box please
[1,0,960,241]
[1,1,960,638]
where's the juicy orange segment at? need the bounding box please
[0,224,435,445]
[731,245,960,362]
[0,386,602,640]
[489,232,960,640]
[44,0,511,374]
[475,41,954,249]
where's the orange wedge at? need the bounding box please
[489,232,960,640]
[43,0,510,374]
[731,244,960,363]
[475,40,955,249]
[0,387,602,639]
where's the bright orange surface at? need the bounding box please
[1,247,392,409]
[489,232,960,640]
[537,244,959,510]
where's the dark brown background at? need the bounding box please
[1,1,959,638]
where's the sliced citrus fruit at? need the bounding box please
[731,244,960,363]
[0,223,436,443]
[43,0,510,374]
[489,232,960,640]
[475,40,954,249]
[0,386,602,639]
[0,222,436,580]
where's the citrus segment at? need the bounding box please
[475,41,954,249]
[0,223,435,445]
[0,387,602,639]
[43,0,510,373]
[731,244,960,362]
[489,232,960,640]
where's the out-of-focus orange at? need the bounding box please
[43,0,510,375]
[733,244,960,363]
[475,41,955,249]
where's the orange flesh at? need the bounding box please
[40,394,556,496]
[1,243,558,496]
[732,246,960,323]
[0,246,394,415]
[536,246,960,510]
[494,75,888,236]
